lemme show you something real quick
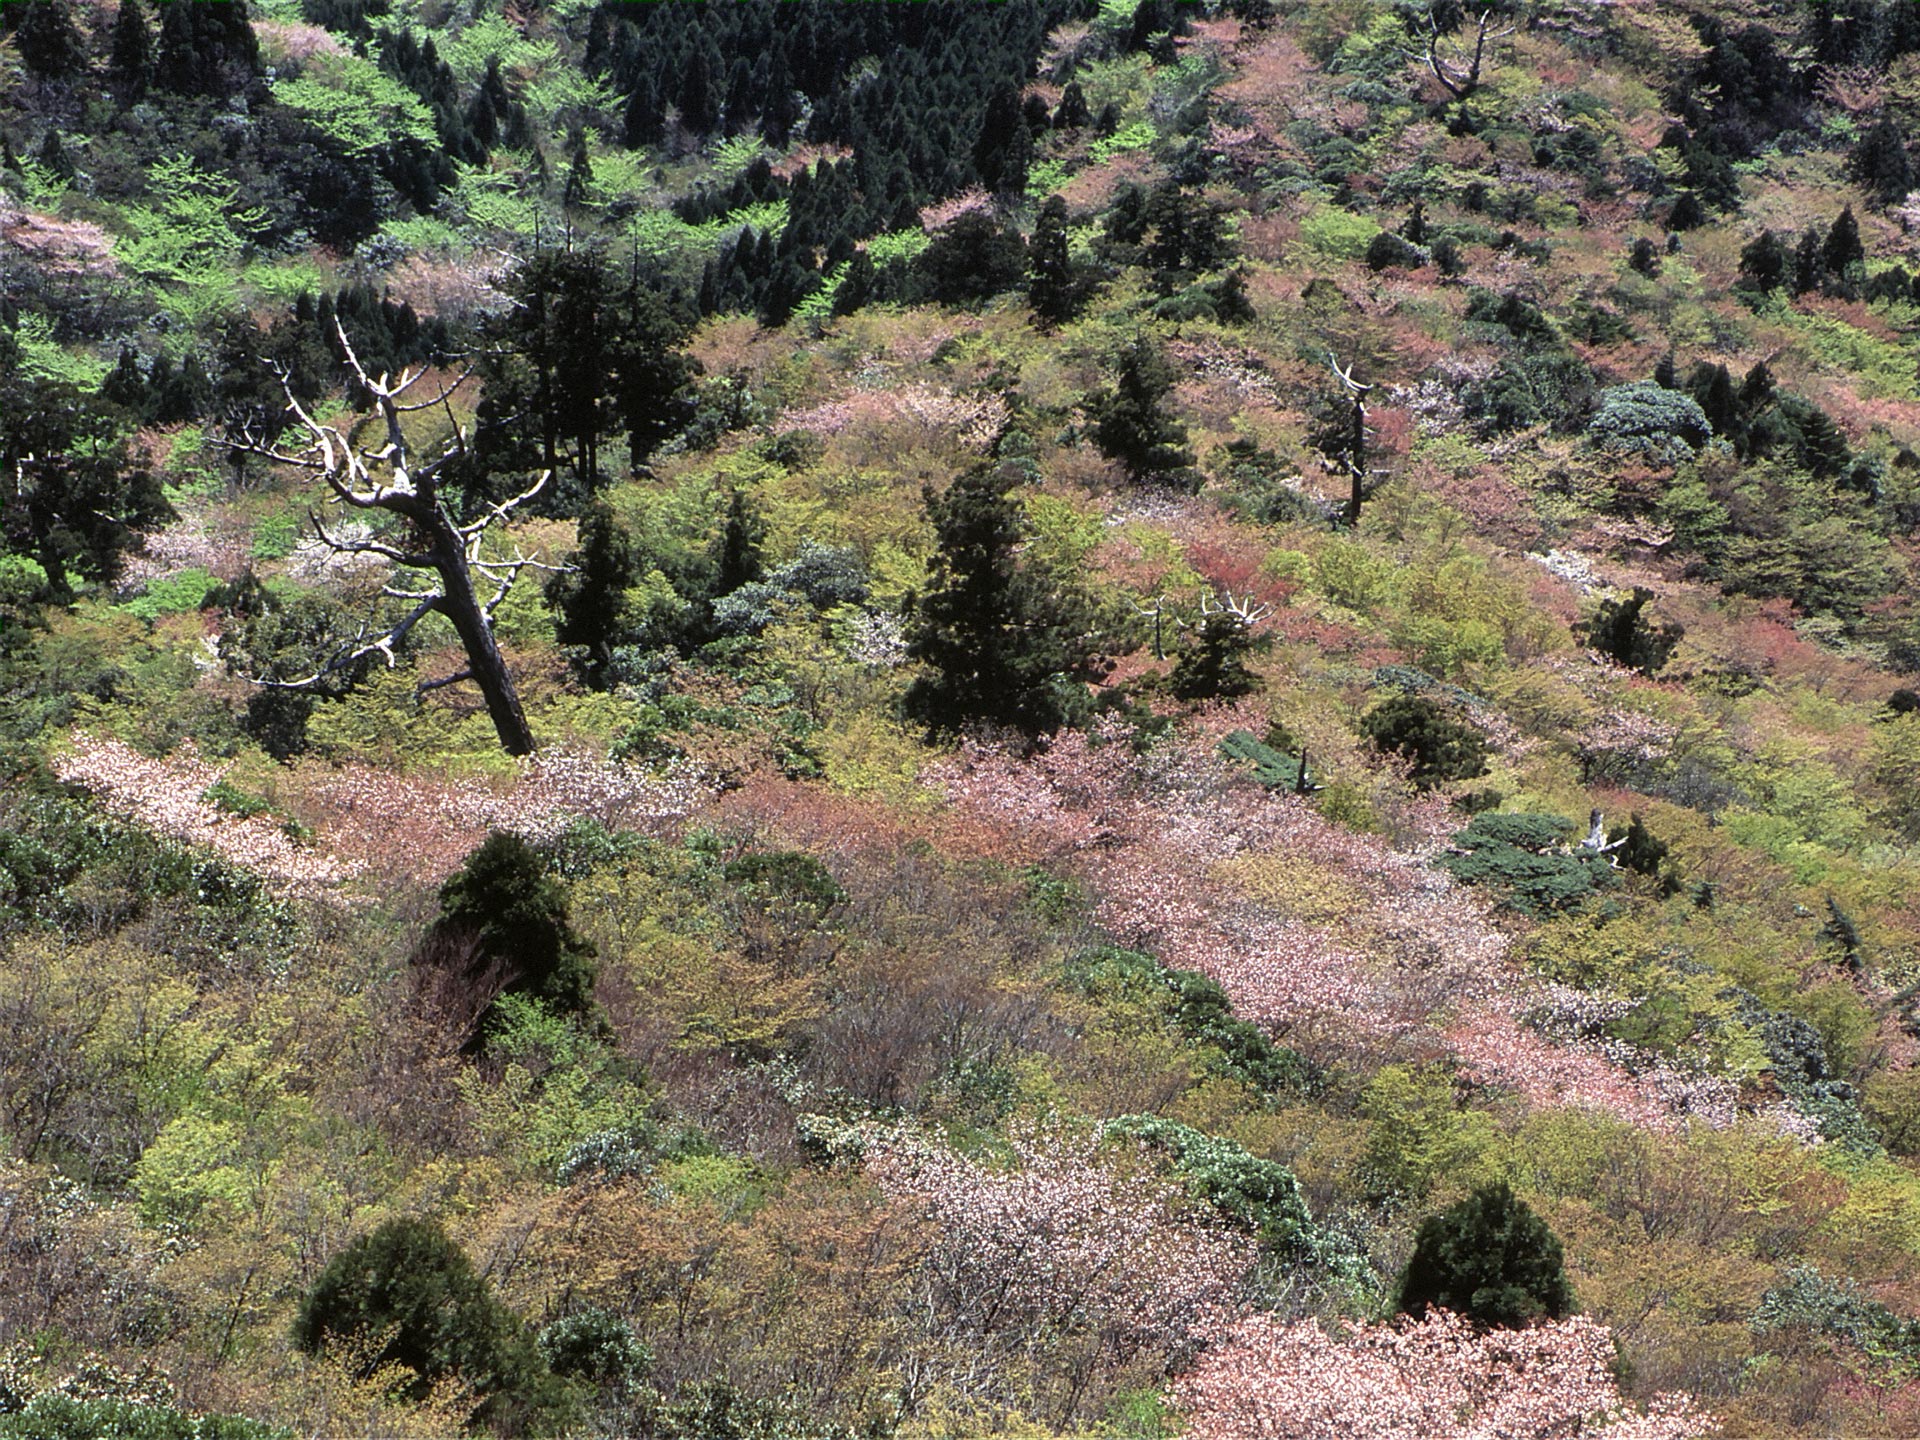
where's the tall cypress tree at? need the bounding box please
[1088,334,1196,485]
[1027,195,1081,326]
[904,461,1120,736]
[109,0,153,100]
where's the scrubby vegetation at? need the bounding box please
[8,0,1920,1432]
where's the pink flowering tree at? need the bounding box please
[1174,1309,1717,1440]
[865,1124,1258,1424]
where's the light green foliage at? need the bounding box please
[378,214,462,253]
[711,136,769,182]
[114,155,268,287]
[133,1114,257,1227]
[450,164,544,239]
[459,994,649,1177]
[1785,310,1918,400]
[1026,159,1071,199]
[723,200,789,240]
[1021,493,1106,570]
[1078,54,1152,118]
[1091,121,1159,163]
[1312,537,1398,613]
[124,570,216,621]
[10,313,108,389]
[791,262,850,325]
[240,257,329,304]
[429,15,557,87]
[1299,207,1382,259]
[865,227,931,268]
[271,53,437,155]
[250,514,302,561]
[1360,1065,1499,1202]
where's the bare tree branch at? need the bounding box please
[221,325,547,754]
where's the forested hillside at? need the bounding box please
[6,0,1920,1433]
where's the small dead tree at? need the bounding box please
[1421,7,1517,105]
[1317,353,1392,528]
[230,322,559,756]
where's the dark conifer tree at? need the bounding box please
[679,48,717,132]
[1053,79,1090,129]
[14,0,88,79]
[711,486,766,598]
[904,461,1119,737]
[1737,229,1788,293]
[1027,195,1081,326]
[1397,1183,1573,1329]
[1852,117,1916,207]
[1791,226,1824,295]
[624,75,663,148]
[1822,206,1865,296]
[972,85,1029,194]
[1088,334,1196,485]
[1690,362,1739,440]
[546,500,642,689]
[107,0,151,98]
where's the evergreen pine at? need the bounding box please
[108,0,153,100]
[1053,79,1090,129]
[15,0,88,79]
[1170,610,1266,700]
[1851,117,1916,207]
[1027,195,1081,326]
[1822,206,1866,296]
[545,501,642,689]
[904,461,1118,736]
[1397,1182,1573,1329]
[1737,229,1788,294]
[1088,334,1196,485]
[426,832,601,1036]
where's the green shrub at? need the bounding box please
[1438,812,1618,916]
[1586,382,1712,462]
[1359,695,1489,789]
[1065,945,1317,1097]
[293,1217,562,1432]
[1396,1181,1572,1328]
[0,1395,285,1440]
[536,1310,649,1388]
[1104,1114,1319,1255]
[426,833,600,1041]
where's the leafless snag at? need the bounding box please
[1421,7,1517,104]
[224,320,565,756]
[1323,352,1392,528]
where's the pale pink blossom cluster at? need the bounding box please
[1,208,119,277]
[253,19,347,64]
[1174,1308,1718,1440]
[1448,1013,1690,1133]
[310,749,711,882]
[1168,339,1283,409]
[54,732,357,898]
[118,510,245,590]
[924,727,1739,1128]
[784,383,1008,453]
[447,748,712,842]
[918,187,995,233]
[866,1125,1257,1359]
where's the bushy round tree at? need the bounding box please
[1397,1182,1572,1328]
[427,832,600,1039]
[294,1217,560,1430]
[1359,694,1488,789]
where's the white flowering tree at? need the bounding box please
[233,322,556,756]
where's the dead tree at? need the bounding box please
[1422,8,1517,104]
[230,321,559,757]
[1319,353,1392,528]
